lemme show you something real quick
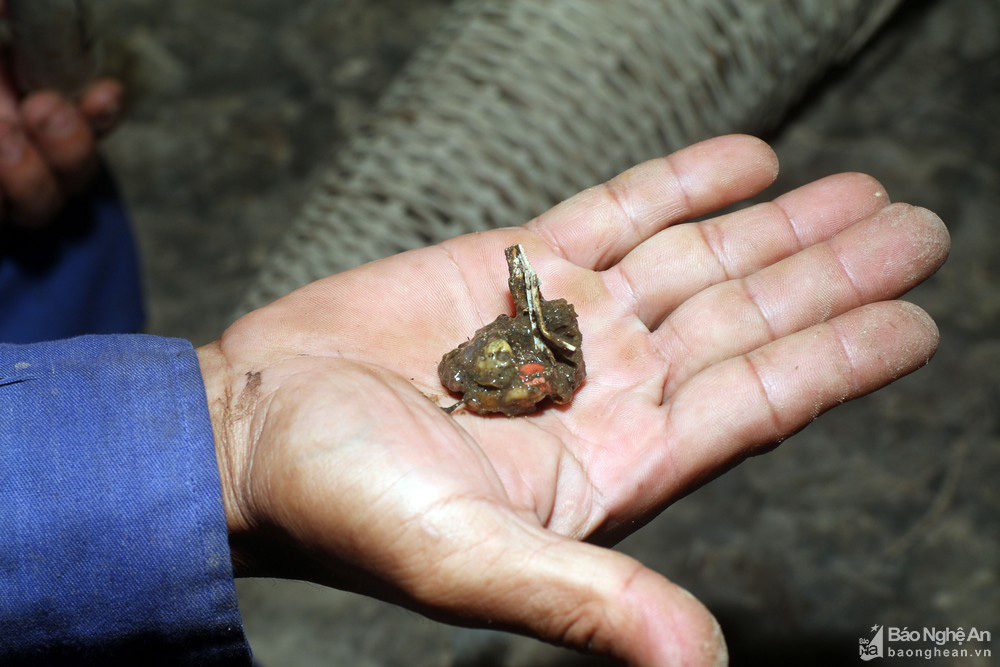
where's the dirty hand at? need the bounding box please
[198,135,949,666]
[0,68,123,227]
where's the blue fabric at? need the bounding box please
[0,335,251,665]
[0,166,145,343]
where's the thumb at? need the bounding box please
[413,516,727,666]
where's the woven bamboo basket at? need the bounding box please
[238,0,899,313]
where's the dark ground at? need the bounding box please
[93,0,997,665]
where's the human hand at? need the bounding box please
[198,135,949,665]
[0,64,123,227]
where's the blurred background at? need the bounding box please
[90,0,996,664]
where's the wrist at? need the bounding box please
[196,340,257,574]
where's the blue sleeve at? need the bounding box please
[0,335,251,665]
[0,165,145,344]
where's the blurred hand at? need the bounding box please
[198,135,949,665]
[0,69,124,228]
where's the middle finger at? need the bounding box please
[605,172,891,329]
[652,202,949,397]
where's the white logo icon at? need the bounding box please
[860,625,884,661]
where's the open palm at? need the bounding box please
[199,136,948,665]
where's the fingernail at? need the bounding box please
[0,122,27,165]
[41,105,78,139]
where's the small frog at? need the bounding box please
[438,244,585,416]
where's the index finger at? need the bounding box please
[526,134,779,271]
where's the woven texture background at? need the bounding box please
[238,0,899,313]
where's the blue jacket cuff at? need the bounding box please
[0,335,250,665]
